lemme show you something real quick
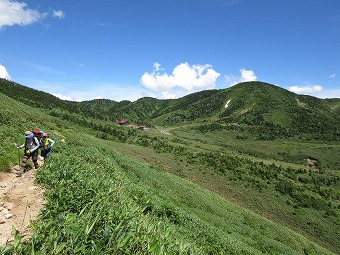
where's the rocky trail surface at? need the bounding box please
[0,166,45,246]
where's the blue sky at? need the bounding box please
[1,0,339,101]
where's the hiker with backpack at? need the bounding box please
[41,133,55,159]
[16,130,40,175]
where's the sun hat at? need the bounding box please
[24,131,34,138]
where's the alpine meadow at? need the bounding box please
[0,78,339,254]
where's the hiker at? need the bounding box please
[41,133,55,159]
[16,130,40,175]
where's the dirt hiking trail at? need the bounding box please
[0,165,45,246]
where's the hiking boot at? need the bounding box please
[13,166,21,171]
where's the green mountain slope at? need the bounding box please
[157,81,339,137]
[1,79,339,140]
[1,78,339,172]
[0,92,337,254]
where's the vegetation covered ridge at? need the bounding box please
[0,80,339,254]
[1,78,339,141]
[0,95,334,253]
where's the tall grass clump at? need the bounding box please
[8,134,198,254]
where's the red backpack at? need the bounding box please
[31,129,44,147]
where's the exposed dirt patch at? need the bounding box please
[296,98,307,108]
[0,165,45,246]
[160,129,171,135]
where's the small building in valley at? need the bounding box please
[138,126,148,131]
[118,120,130,126]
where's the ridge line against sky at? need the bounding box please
[0,0,339,101]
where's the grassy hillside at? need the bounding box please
[0,81,340,254]
[1,90,339,253]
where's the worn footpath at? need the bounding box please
[0,165,45,246]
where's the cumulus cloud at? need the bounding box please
[225,68,257,86]
[0,65,11,80]
[0,0,64,28]
[0,0,42,28]
[288,85,323,94]
[240,68,257,82]
[53,10,65,19]
[140,62,220,99]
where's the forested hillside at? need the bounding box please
[1,79,339,138]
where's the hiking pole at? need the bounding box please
[17,147,21,166]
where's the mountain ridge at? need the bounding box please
[1,78,339,138]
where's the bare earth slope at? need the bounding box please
[0,167,45,245]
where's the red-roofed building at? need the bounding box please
[118,120,130,126]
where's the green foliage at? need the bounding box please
[1,79,340,254]
[2,78,339,142]
[2,135,198,254]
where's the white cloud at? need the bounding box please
[288,85,323,94]
[0,65,11,79]
[52,93,73,101]
[240,68,257,82]
[53,10,65,19]
[53,91,106,102]
[140,62,220,99]
[329,73,336,79]
[0,0,42,28]
[225,68,257,86]
[0,0,64,29]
